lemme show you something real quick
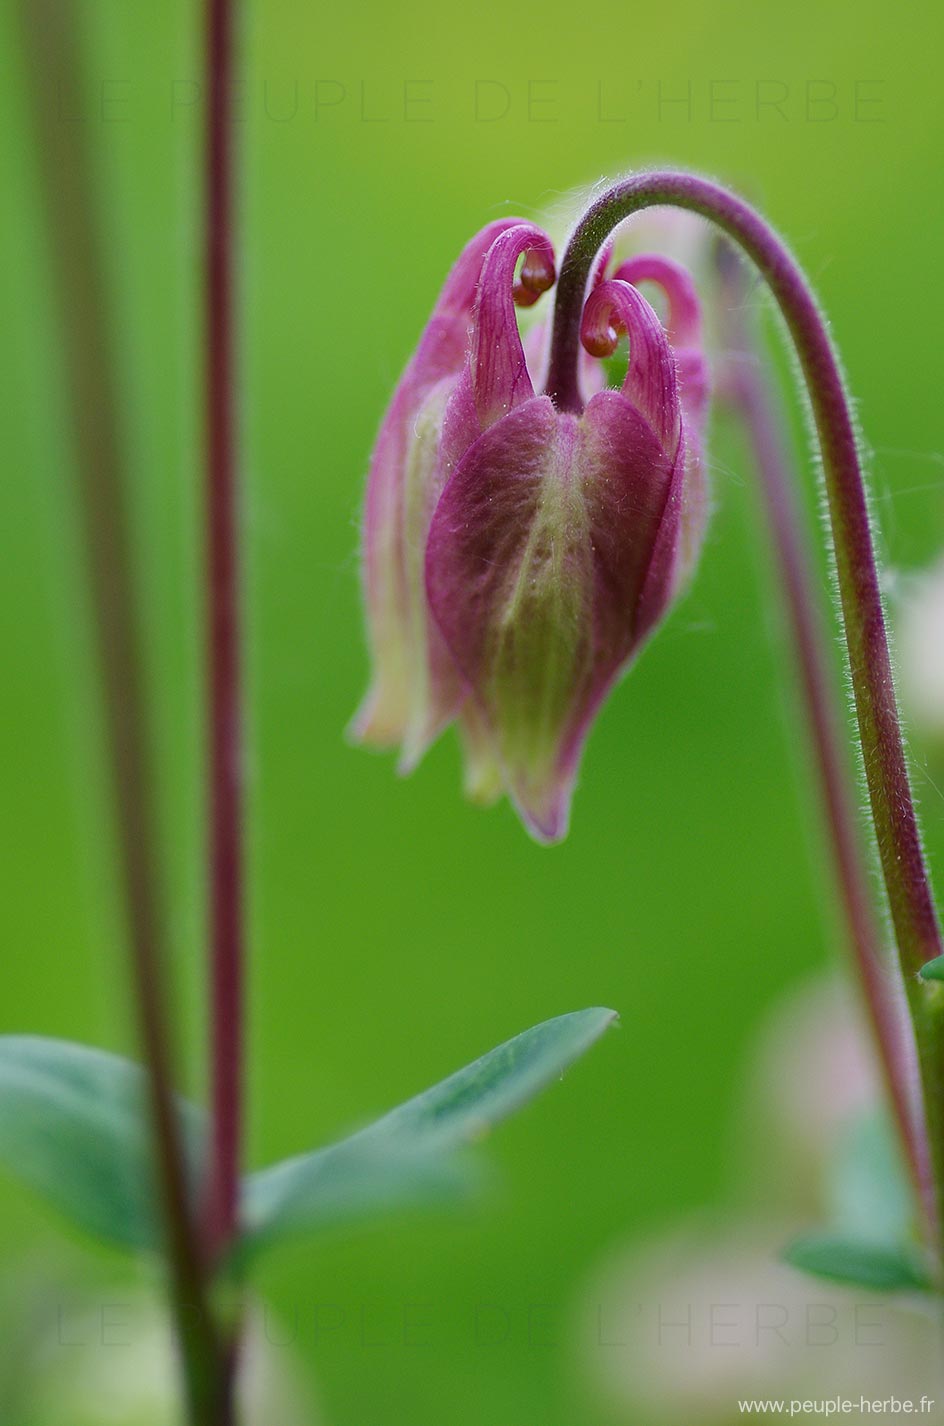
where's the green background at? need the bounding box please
[0,0,942,1420]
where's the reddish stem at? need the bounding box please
[15,0,224,1416]
[203,0,244,1273]
[715,246,932,1227]
[545,170,944,1242]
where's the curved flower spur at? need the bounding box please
[353,218,709,841]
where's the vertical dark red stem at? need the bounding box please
[15,0,223,1416]
[715,247,933,1227]
[204,0,244,1268]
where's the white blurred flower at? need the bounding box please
[733,975,882,1214]
[577,975,935,1424]
[26,1289,317,1426]
[899,558,944,737]
[580,1218,939,1426]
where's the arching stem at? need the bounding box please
[714,242,932,1227]
[545,171,944,1247]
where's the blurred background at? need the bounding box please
[0,0,942,1421]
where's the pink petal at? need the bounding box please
[440,222,555,491]
[580,279,681,453]
[612,255,711,585]
[426,392,675,841]
[469,223,555,427]
[612,253,702,346]
[355,219,528,756]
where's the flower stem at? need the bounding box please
[203,0,244,1283]
[545,171,944,1247]
[14,0,225,1415]
[714,242,933,1228]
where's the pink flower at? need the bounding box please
[353,219,709,841]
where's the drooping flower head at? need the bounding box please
[353,210,710,841]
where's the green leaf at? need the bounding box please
[827,1111,913,1246]
[783,1232,931,1293]
[0,1036,202,1252]
[243,1007,617,1255]
[919,954,944,982]
[783,1111,928,1295]
[0,1012,617,1263]
[241,1136,475,1256]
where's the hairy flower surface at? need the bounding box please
[354,215,710,840]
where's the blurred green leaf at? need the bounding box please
[241,1137,475,1258]
[0,1036,202,1252]
[784,1110,929,1294]
[919,955,944,982]
[0,1012,617,1264]
[827,1110,914,1245]
[242,1007,618,1256]
[783,1232,931,1293]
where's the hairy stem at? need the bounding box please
[14,0,224,1415]
[714,243,932,1228]
[545,171,944,1245]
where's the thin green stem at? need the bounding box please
[545,170,944,1246]
[202,0,245,1285]
[200,0,243,1415]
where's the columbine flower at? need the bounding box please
[353,217,709,841]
